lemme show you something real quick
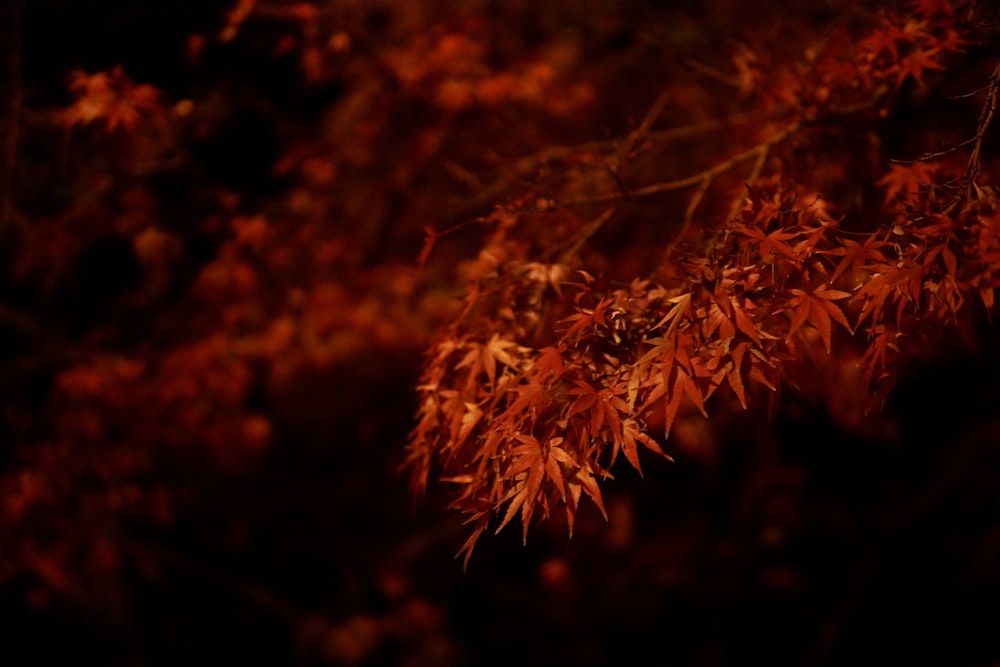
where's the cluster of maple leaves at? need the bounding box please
[406,0,999,566]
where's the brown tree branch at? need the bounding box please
[553,120,799,209]
[614,89,672,172]
[441,110,766,226]
[962,64,999,206]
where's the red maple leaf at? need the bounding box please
[786,286,853,353]
[877,162,938,203]
[896,47,945,87]
[824,233,891,283]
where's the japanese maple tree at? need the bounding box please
[404,0,1000,567]
[0,0,996,663]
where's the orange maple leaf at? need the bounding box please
[824,233,891,283]
[786,286,853,353]
[877,162,938,203]
[63,66,163,134]
[896,47,945,87]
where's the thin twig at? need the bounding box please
[658,141,770,271]
[962,64,999,204]
[827,84,890,115]
[726,141,769,223]
[890,66,998,205]
[554,121,799,209]
[555,206,617,265]
[516,109,763,171]
[889,136,977,164]
[663,176,711,261]
[615,89,671,170]
[438,111,766,230]
[444,160,483,192]
[681,55,743,90]
[685,177,712,227]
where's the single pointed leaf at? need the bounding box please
[456,515,488,572]
[495,485,528,536]
[727,343,749,409]
[980,286,994,315]
[456,402,483,446]
[625,419,672,463]
[573,464,608,521]
[663,372,685,439]
[786,290,811,342]
[652,293,692,335]
[544,450,566,500]
[519,456,546,544]
[731,298,761,344]
[748,364,777,391]
[678,370,707,417]
[620,424,642,475]
[809,300,834,352]
[417,226,438,269]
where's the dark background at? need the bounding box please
[1,1,998,665]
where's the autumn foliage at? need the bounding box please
[404,1,1000,566]
[0,0,997,664]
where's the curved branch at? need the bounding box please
[553,121,799,208]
